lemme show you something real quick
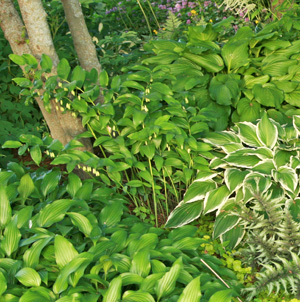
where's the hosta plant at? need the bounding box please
[166,113,300,299]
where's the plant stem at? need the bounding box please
[136,0,152,37]
[148,158,158,226]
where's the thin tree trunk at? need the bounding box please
[61,0,101,74]
[0,0,93,153]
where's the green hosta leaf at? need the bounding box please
[14,206,33,228]
[208,289,233,302]
[222,40,249,71]
[130,250,151,278]
[224,168,250,193]
[244,74,269,89]
[37,199,75,227]
[40,54,53,72]
[1,220,21,257]
[237,122,262,147]
[122,291,155,302]
[122,81,145,91]
[57,58,71,80]
[184,181,217,203]
[203,131,240,146]
[2,140,23,148]
[252,159,275,174]
[257,113,278,149]
[156,257,182,300]
[40,170,61,197]
[127,233,159,256]
[173,237,202,250]
[103,276,122,302]
[99,201,123,227]
[19,287,55,302]
[178,276,201,302]
[55,235,78,269]
[203,185,230,214]
[165,201,203,228]
[121,273,144,286]
[0,271,7,296]
[140,273,165,292]
[67,212,93,237]
[273,166,298,193]
[17,174,34,202]
[66,173,82,198]
[252,84,284,108]
[236,98,261,122]
[16,267,41,287]
[0,186,11,229]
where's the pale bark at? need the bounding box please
[61,0,101,74]
[0,0,93,154]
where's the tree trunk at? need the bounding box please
[0,0,93,153]
[61,0,101,74]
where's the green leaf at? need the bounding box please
[13,77,32,88]
[14,206,33,228]
[130,250,151,278]
[208,289,233,302]
[103,276,122,302]
[257,112,278,149]
[236,98,261,122]
[19,287,55,302]
[100,201,123,227]
[37,199,75,227]
[140,273,165,292]
[165,201,203,228]
[99,70,109,87]
[150,83,173,95]
[66,173,82,198]
[122,291,155,302]
[184,181,217,203]
[57,59,71,80]
[30,145,42,166]
[71,65,86,87]
[16,267,41,287]
[40,54,53,72]
[0,186,11,229]
[222,40,249,71]
[156,257,182,300]
[214,211,240,238]
[17,174,35,202]
[9,54,26,65]
[224,168,250,192]
[1,220,21,257]
[55,235,78,269]
[23,54,38,68]
[67,212,93,237]
[2,140,23,148]
[203,185,230,214]
[122,81,145,91]
[252,84,284,108]
[0,271,7,296]
[237,122,262,147]
[273,166,298,193]
[178,276,201,302]
[40,170,61,197]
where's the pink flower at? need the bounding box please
[186,19,191,24]
[204,1,211,7]
[187,12,192,16]
[175,3,182,10]
[245,17,249,22]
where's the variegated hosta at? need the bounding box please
[166,113,300,248]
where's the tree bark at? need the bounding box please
[0,0,93,153]
[61,0,101,74]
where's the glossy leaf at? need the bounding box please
[55,235,78,269]
[203,185,230,214]
[17,174,34,202]
[57,58,71,80]
[16,267,41,287]
[103,276,122,302]
[1,220,21,257]
[208,289,233,302]
[0,186,11,229]
[67,212,93,237]
[178,276,201,302]
[257,113,278,149]
[40,170,61,197]
[130,250,151,278]
[0,271,7,296]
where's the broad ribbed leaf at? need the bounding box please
[127,233,159,256]
[57,58,71,80]
[178,276,201,302]
[67,212,93,237]
[166,201,203,228]
[14,206,33,229]
[40,170,61,197]
[66,173,82,198]
[130,250,151,278]
[208,289,233,302]
[253,84,284,108]
[237,122,262,147]
[257,113,278,149]
[37,199,74,227]
[16,267,41,287]
[203,185,230,214]
[120,273,144,286]
[173,237,202,250]
[225,153,261,168]
[30,145,42,166]
[2,140,23,148]
[184,181,217,203]
[203,131,240,146]
[122,290,155,302]
[273,166,298,193]
[222,40,249,71]
[140,273,164,292]
[103,276,122,302]
[0,186,11,229]
[55,235,78,269]
[99,201,123,227]
[0,271,7,296]
[156,257,182,300]
[1,221,21,257]
[17,174,35,202]
[224,168,250,193]
[214,212,240,238]
[19,287,55,302]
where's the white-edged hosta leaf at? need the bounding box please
[293,115,300,134]
[274,149,293,169]
[224,168,250,192]
[252,159,275,175]
[221,225,245,249]
[183,181,217,203]
[37,199,75,227]
[178,276,201,302]
[203,131,240,146]
[23,237,52,268]
[54,235,78,269]
[237,122,262,147]
[40,170,61,197]
[99,201,123,227]
[17,174,35,202]
[0,271,7,296]
[194,171,219,182]
[67,212,93,237]
[66,173,82,198]
[203,185,230,214]
[102,276,122,302]
[140,273,164,292]
[214,212,240,238]
[156,257,182,300]
[165,201,203,228]
[273,166,298,193]
[1,220,21,257]
[0,186,11,229]
[122,290,155,302]
[130,250,150,278]
[53,253,93,294]
[224,153,261,168]
[208,289,233,302]
[15,267,41,287]
[257,113,278,149]
[13,206,33,229]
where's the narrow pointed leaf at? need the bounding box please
[67,212,93,237]
[1,221,21,257]
[66,173,82,198]
[257,113,278,149]
[178,276,201,302]
[122,291,155,302]
[0,271,7,295]
[55,235,78,269]
[40,171,61,197]
[16,267,41,287]
[0,186,11,229]
[208,289,233,302]
[203,185,230,214]
[103,276,122,302]
[17,174,35,202]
